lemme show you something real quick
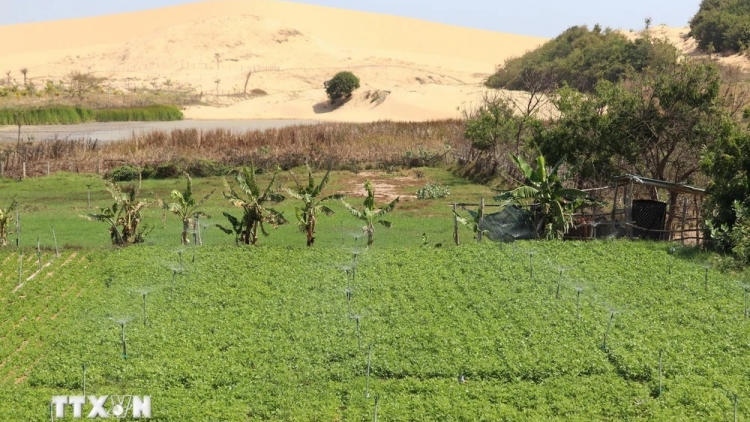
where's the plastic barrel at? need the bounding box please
[632,200,667,240]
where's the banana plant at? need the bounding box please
[0,198,17,246]
[342,180,399,247]
[85,179,151,245]
[164,172,214,245]
[221,165,286,245]
[285,166,345,246]
[495,153,587,239]
[216,212,246,246]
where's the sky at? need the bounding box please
[0,0,701,38]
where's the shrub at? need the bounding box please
[416,182,450,199]
[184,159,233,177]
[106,165,141,182]
[706,200,750,265]
[701,119,750,264]
[107,159,232,181]
[690,0,750,53]
[324,72,360,102]
[486,25,678,93]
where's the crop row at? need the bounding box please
[1,241,749,420]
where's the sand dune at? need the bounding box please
[3,3,748,123]
[0,0,548,122]
[624,24,750,71]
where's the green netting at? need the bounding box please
[467,205,535,242]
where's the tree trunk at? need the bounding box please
[181,219,190,245]
[251,222,259,245]
[241,214,252,244]
[306,220,315,247]
[367,225,374,246]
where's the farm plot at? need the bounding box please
[0,250,96,389]
[1,241,749,420]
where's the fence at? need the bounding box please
[451,175,706,246]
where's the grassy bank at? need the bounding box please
[0,104,183,125]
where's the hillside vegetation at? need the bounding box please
[485,25,678,93]
[690,0,750,54]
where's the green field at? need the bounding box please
[0,105,183,125]
[1,171,749,420]
[0,169,492,250]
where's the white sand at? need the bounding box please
[5,3,736,123]
[0,0,548,122]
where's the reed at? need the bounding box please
[1,120,467,178]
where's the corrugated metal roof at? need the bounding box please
[614,174,705,196]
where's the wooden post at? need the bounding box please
[22,162,26,180]
[680,196,688,245]
[52,227,59,257]
[625,180,634,238]
[46,162,50,176]
[96,159,100,175]
[1,161,5,178]
[695,195,702,246]
[452,203,460,246]
[478,197,485,242]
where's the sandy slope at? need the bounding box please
[623,24,750,71]
[0,0,547,122]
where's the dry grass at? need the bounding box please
[0,120,468,177]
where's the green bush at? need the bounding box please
[701,119,750,264]
[486,25,678,93]
[416,182,450,199]
[106,165,142,182]
[107,159,232,181]
[690,0,750,53]
[706,201,750,265]
[184,159,233,177]
[324,71,360,102]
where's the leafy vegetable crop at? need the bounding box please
[1,241,750,420]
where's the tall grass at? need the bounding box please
[0,104,182,125]
[93,105,183,122]
[0,106,93,125]
[0,120,469,177]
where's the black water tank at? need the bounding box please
[632,200,667,240]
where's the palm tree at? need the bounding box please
[85,178,151,245]
[285,166,344,246]
[495,153,588,239]
[0,199,18,246]
[342,180,399,247]
[165,173,214,245]
[219,165,286,245]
